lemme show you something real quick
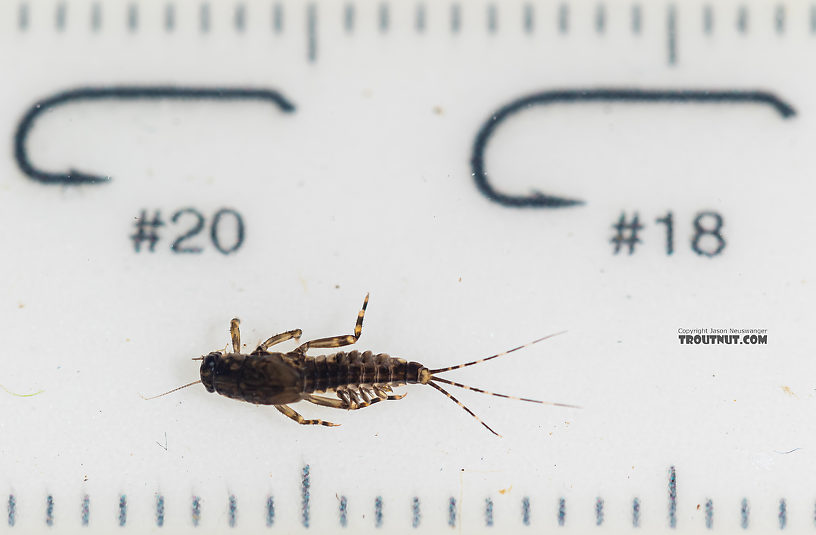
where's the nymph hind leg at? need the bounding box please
[303,395,347,408]
[351,386,406,404]
[357,385,406,404]
[304,386,405,411]
[295,293,369,354]
[274,404,339,427]
[374,385,406,401]
[252,329,303,355]
[304,392,382,410]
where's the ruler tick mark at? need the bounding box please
[485,498,494,527]
[631,4,642,35]
[379,3,389,33]
[91,2,101,32]
[411,497,420,528]
[779,498,787,530]
[200,3,210,33]
[705,498,713,529]
[228,494,237,527]
[56,3,66,31]
[633,497,640,527]
[450,4,461,33]
[118,495,127,527]
[737,5,748,35]
[234,4,246,33]
[273,3,283,33]
[523,3,534,33]
[415,4,426,33]
[374,496,383,527]
[339,495,348,527]
[266,496,275,526]
[302,465,311,527]
[667,5,677,66]
[811,5,816,34]
[18,3,29,31]
[344,4,355,33]
[7,495,14,527]
[192,495,201,527]
[521,497,530,525]
[595,4,606,34]
[558,4,569,34]
[774,5,785,35]
[448,497,456,527]
[127,3,138,32]
[668,466,677,528]
[81,494,90,526]
[46,494,54,527]
[595,497,604,525]
[740,498,749,529]
[558,497,566,526]
[307,4,317,62]
[156,495,165,527]
[165,3,175,32]
[703,4,713,35]
[487,4,497,33]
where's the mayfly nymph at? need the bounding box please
[143,294,578,435]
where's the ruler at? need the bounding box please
[1,0,813,532]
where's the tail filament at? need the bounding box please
[427,332,577,435]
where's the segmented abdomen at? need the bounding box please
[300,350,425,394]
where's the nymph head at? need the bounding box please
[199,352,222,393]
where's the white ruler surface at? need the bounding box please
[0,0,814,533]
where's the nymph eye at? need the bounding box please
[202,353,219,371]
